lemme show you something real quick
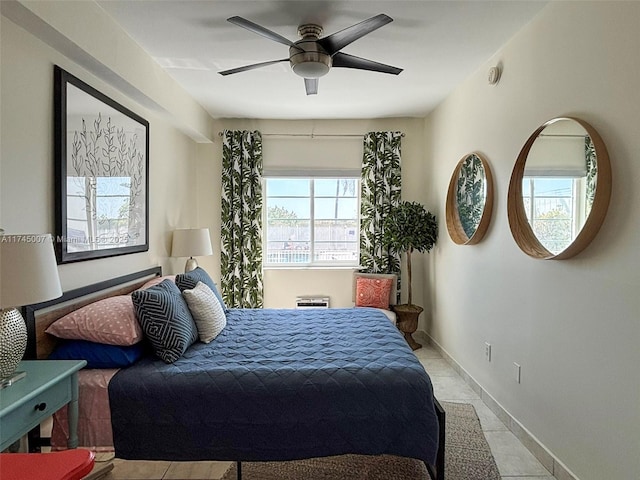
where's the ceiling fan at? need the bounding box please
[219,13,403,95]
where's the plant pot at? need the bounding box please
[392,304,424,350]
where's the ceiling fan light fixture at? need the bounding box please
[292,60,330,78]
[289,45,332,78]
[222,15,401,89]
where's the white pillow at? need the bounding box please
[182,281,227,343]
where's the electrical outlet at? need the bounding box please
[484,342,491,362]
[514,362,521,383]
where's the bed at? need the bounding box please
[25,267,444,479]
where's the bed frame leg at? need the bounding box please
[427,397,446,480]
[236,461,242,480]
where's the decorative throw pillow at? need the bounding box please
[45,296,143,346]
[182,281,227,343]
[175,267,227,311]
[131,279,198,363]
[48,340,146,369]
[355,277,393,310]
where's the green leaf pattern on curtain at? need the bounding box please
[221,130,263,308]
[360,131,402,283]
[456,154,486,239]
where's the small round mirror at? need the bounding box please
[507,117,611,259]
[446,153,494,245]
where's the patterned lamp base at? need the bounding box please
[0,308,27,379]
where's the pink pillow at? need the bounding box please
[355,277,393,310]
[138,275,176,290]
[46,296,142,346]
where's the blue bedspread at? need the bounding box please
[109,308,439,465]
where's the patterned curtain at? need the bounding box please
[221,130,263,308]
[456,154,486,239]
[359,131,402,281]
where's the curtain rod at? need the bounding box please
[217,132,405,139]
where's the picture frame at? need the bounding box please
[54,65,149,263]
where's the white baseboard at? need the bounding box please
[416,330,579,480]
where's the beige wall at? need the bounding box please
[208,118,430,308]
[426,2,640,479]
[0,10,209,289]
[3,1,638,478]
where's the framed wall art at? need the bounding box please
[54,65,149,263]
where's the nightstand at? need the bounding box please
[0,360,86,451]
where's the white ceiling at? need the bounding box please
[97,1,547,120]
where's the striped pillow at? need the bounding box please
[182,282,227,343]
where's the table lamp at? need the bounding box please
[171,228,213,273]
[0,233,62,382]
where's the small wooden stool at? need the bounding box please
[0,449,95,480]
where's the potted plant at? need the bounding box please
[383,201,438,350]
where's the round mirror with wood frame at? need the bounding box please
[507,117,611,260]
[446,152,494,245]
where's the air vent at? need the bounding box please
[295,297,330,309]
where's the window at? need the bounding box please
[264,177,360,267]
[66,176,132,251]
[522,176,587,254]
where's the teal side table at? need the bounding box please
[0,360,86,451]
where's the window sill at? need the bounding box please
[263,265,362,271]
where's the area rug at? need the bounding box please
[221,402,500,480]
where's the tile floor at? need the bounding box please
[94,342,556,480]
[414,343,556,480]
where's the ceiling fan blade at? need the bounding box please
[227,16,300,50]
[332,52,402,75]
[304,78,318,95]
[219,58,289,76]
[318,14,393,55]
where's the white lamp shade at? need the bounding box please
[171,228,213,258]
[0,234,63,308]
